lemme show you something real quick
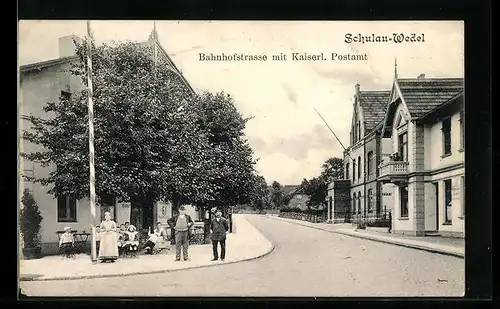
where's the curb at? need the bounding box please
[267,216,464,259]
[20,223,275,282]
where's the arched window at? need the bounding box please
[353,160,356,181]
[367,151,374,177]
[357,121,361,140]
[358,156,362,179]
[357,191,362,214]
[345,163,350,180]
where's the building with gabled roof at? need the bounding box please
[326,83,394,224]
[327,64,465,238]
[19,26,200,255]
[379,73,464,237]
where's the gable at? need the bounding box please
[381,80,407,137]
[148,33,196,95]
[395,111,408,127]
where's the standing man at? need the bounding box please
[210,210,229,261]
[167,205,194,261]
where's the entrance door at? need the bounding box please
[434,182,439,231]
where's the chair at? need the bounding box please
[152,239,170,255]
[122,242,139,257]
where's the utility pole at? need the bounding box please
[86,20,97,263]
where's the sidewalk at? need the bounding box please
[19,215,274,281]
[268,215,464,258]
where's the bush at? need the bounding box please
[20,189,43,249]
[302,208,327,216]
[280,207,302,213]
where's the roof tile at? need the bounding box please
[359,91,391,132]
[397,78,464,117]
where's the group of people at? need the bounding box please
[76,206,230,263]
[165,206,229,261]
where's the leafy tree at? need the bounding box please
[320,157,344,183]
[21,39,215,206]
[270,181,285,209]
[189,91,258,210]
[302,176,327,208]
[297,157,344,209]
[248,175,269,211]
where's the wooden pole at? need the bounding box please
[86,20,98,263]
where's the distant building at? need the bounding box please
[269,185,310,210]
[19,27,200,255]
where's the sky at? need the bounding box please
[18,20,464,185]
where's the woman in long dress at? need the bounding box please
[98,211,119,262]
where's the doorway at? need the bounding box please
[434,182,439,231]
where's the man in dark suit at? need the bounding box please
[210,210,229,261]
[167,206,194,261]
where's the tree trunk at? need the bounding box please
[170,196,181,245]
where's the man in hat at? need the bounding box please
[167,205,194,261]
[210,210,229,261]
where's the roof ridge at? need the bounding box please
[397,77,464,81]
[359,90,391,93]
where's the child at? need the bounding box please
[123,225,139,253]
[144,222,166,254]
[59,227,75,258]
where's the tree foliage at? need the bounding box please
[320,157,344,183]
[270,181,286,209]
[297,157,344,208]
[247,175,269,211]
[189,92,257,209]
[22,39,260,209]
[20,189,43,248]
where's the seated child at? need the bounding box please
[122,225,139,252]
[144,222,167,254]
[117,223,126,249]
[59,226,74,257]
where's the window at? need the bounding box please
[357,157,362,179]
[400,186,408,218]
[398,132,408,161]
[100,194,116,221]
[444,179,452,223]
[345,163,350,180]
[459,111,464,150]
[442,117,452,155]
[367,189,373,212]
[57,194,77,222]
[353,161,356,181]
[460,176,465,217]
[367,151,374,177]
[353,123,357,143]
[357,191,362,214]
[60,90,71,102]
[357,121,361,140]
[352,193,356,214]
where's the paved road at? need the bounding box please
[20,215,464,297]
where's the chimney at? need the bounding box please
[355,83,360,95]
[58,35,81,58]
[417,73,426,79]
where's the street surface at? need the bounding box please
[20,215,464,297]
